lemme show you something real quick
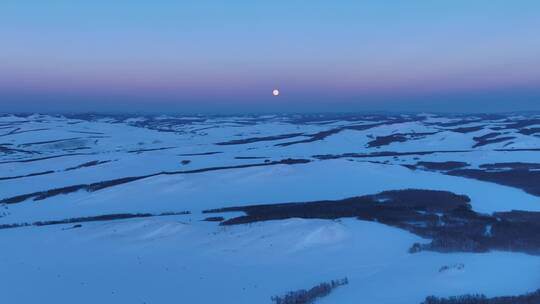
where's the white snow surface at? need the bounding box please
[1,113,540,303]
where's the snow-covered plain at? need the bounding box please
[1,113,540,303]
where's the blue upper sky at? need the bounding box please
[1,0,539,113]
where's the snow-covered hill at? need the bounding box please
[1,113,540,303]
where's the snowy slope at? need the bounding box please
[1,113,540,303]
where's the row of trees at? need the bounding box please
[423,289,540,304]
[271,278,348,304]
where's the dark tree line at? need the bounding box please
[271,278,348,304]
[0,211,190,230]
[422,288,540,304]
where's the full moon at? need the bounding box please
[272,89,280,96]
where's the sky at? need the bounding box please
[0,0,539,113]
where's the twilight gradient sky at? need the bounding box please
[1,0,539,113]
